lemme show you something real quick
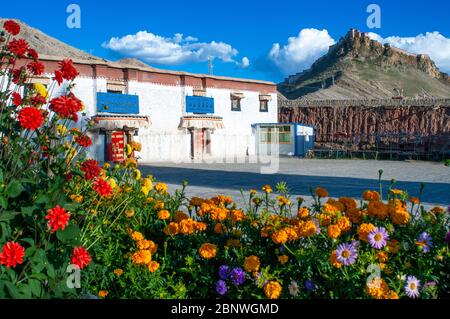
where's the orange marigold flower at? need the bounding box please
[367,201,389,220]
[210,207,229,221]
[362,190,381,202]
[318,213,332,227]
[189,197,205,207]
[346,208,364,224]
[389,204,410,225]
[179,219,196,235]
[174,211,189,222]
[164,222,179,236]
[326,199,345,212]
[315,187,329,198]
[214,223,227,234]
[18,107,44,131]
[358,223,376,242]
[410,197,420,205]
[70,246,91,269]
[130,231,144,242]
[114,268,124,276]
[377,252,388,263]
[0,242,25,268]
[244,255,260,272]
[366,277,389,299]
[98,290,109,298]
[231,209,245,223]
[264,281,282,299]
[330,250,342,268]
[296,220,317,237]
[262,185,272,193]
[199,243,217,259]
[278,255,289,265]
[327,224,342,239]
[337,216,351,233]
[157,210,171,220]
[154,182,168,194]
[297,207,310,219]
[338,197,357,212]
[147,261,160,273]
[45,205,71,233]
[131,250,152,265]
[271,229,289,245]
[390,189,404,196]
[193,221,207,232]
[430,206,444,215]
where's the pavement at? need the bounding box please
[140,158,450,209]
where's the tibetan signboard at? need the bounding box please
[97,92,139,114]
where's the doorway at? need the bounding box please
[191,128,211,159]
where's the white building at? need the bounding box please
[30,56,278,163]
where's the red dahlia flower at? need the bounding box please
[93,178,113,197]
[31,94,47,106]
[12,67,26,84]
[70,247,91,270]
[18,107,44,130]
[58,59,78,82]
[76,134,92,148]
[80,159,101,180]
[4,20,21,36]
[45,205,71,233]
[0,242,25,268]
[12,92,22,107]
[27,61,45,76]
[49,96,82,118]
[8,39,29,58]
[27,48,39,60]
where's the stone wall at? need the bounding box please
[278,98,450,154]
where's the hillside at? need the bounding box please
[278,29,450,100]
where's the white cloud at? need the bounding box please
[103,31,240,66]
[240,57,250,68]
[268,28,335,76]
[367,31,450,72]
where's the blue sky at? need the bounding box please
[3,0,450,82]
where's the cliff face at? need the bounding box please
[279,99,450,154]
[279,29,450,99]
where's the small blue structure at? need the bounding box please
[186,96,214,114]
[252,123,314,157]
[97,92,139,114]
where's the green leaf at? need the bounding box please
[4,282,22,299]
[6,180,24,199]
[21,206,37,217]
[30,273,47,281]
[29,279,42,297]
[46,263,56,280]
[0,196,6,210]
[0,168,3,182]
[0,211,19,222]
[35,193,50,204]
[56,224,80,242]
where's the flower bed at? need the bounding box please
[0,21,449,299]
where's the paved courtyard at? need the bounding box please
[141,158,450,209]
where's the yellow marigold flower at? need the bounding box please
[297,207,310,219]
[155,182,168,194]
[262,185,272,193]
[114,268,124,276]
[214,223,227,235]
[174,211,189,222]
[277,196,291,207]
[98,290,109,298]
[358,223,376,242]
[125,209,135,218]
[390,189,404,196]
[154,201,165,210]
[271,229,289,245]
[157,210,171,220]
[264,281,282,299]
[385,290,399,299]
[199,243,217,259]
[141,185,151,196]
[148,241,158,254]
[142,177,153,188]
[315,187,329,198]
[126,144,133,157]
[147,261,160,273]
[337,216,351,233]
[70,194,83,204]
[130,231,144,242]
[131,141,142,152]
[34,83,48,98]
[132,169,142,180]
[123,157,137,168]
[210,207,229,221]
[278,255,289,265]
[330,250,342,268]
[362,190,381,202]
[367,201,388,220]
[327,224,341,239]
[164,222,179,236]
[249,189,257,196]
[244,255,260,272]
[56,124,67,136]
[131,250,152,265]
[231,209,245,223]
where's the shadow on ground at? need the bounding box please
[141,165,450,206]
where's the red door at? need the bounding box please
[111,131,125,162]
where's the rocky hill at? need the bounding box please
[278,29,450,100]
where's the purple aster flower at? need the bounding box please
[216,280,228,296]
[305,280,316,292]
[279,246,284,253]
[405,276,420,299]
[312,219,321,235]
[423,281,436,290]
[218,265,230,280]
[368,227,389,250]
[416,232,433,253]
[335,243,358,266]
[230,267,245,285]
